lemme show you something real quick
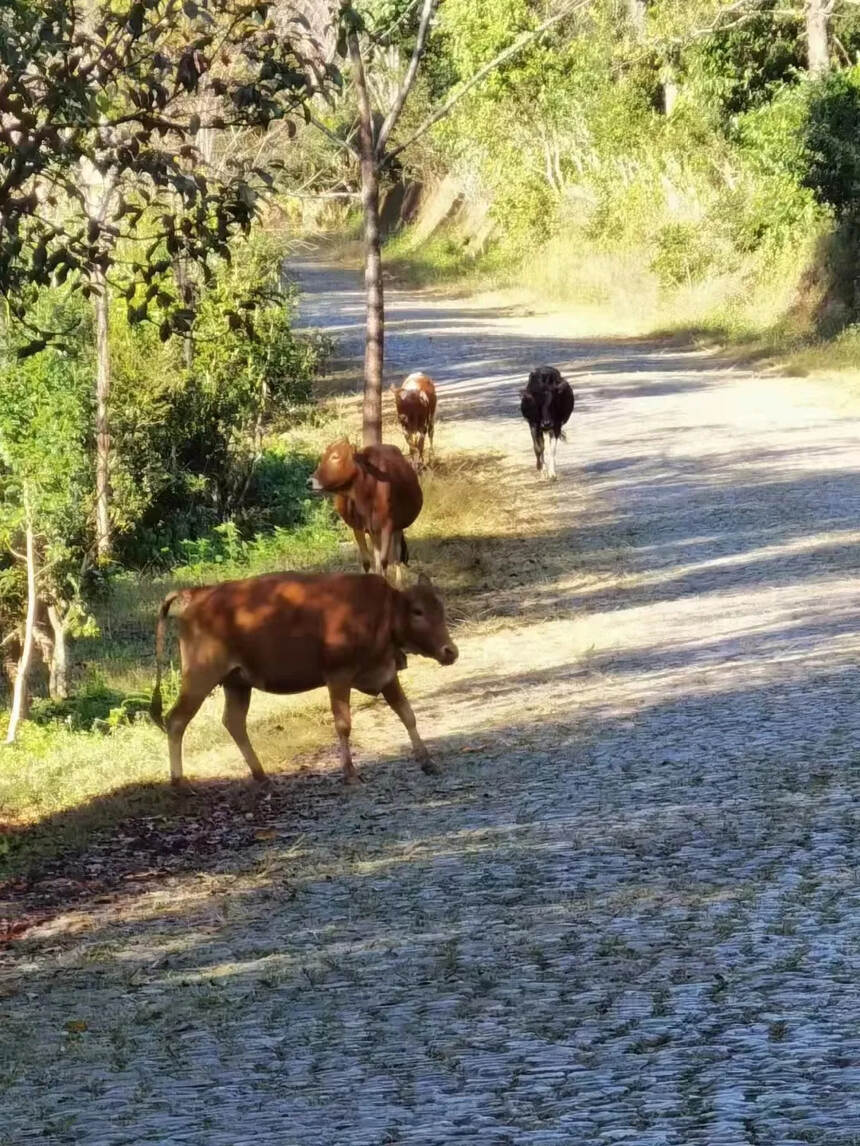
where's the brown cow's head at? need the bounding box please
[309,439,358,492]
[397,573,458,666]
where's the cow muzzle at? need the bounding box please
[437,643,458,666]
[307,475,323,492]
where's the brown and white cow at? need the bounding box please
[309,440,422,585]
[392,371,437,469]
[150,571,458,786]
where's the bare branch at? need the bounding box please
[307,111,361,159]
[375,0,438,159]
[382,0,595,169]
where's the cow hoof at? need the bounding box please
[420,757,440,776]
[171,778,197,794]
[343,770,365,786]
[251,773,271,787]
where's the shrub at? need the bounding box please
[804,66,860,215]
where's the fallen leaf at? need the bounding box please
[65,1019,88,1034]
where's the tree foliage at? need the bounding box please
[0,0,335,344]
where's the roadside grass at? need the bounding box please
[383,222,860,381]
[0,387,523,881]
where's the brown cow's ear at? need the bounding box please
[417,571,433,587]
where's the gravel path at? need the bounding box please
[2,259,859,1145]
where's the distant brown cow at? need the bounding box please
[309,440,422,585]
[150,571,458,786]
[392,371,437,469]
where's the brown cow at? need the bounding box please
[392,371,437,469]
[309,440,422,585]
[150,571,458,786]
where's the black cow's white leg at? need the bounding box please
[547,433,559,481]
[381,677,437,774]
[530,424,544,473]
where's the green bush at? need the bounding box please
[804,66,860,215]
[109,235,330,567]
[651,221,718,288]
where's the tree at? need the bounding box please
[805,0,833,76]
[0,0,329,335]
[0,319,93,741]
[1,0,337,559]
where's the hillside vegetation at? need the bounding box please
[368,1,860,363]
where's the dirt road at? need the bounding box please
[3,260,859,1144]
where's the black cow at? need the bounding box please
[520,366,575,481]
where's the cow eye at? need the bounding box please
[411,605,425,617]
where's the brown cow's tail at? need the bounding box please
[400,535,409,565]
[150,591,180,731]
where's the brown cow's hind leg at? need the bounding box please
[382,677,437,775]
[222,682,267,782]
[166,682,212,786]
[327,680,360,783]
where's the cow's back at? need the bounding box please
[359,444,423,531]
[180,573,395,693]
[401,372,437,419]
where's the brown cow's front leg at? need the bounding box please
[389,531,405,589]
[222,682,267,782]
[381,677,438,775]
[352,528,372,573]
[327,680,360,783]
[374,522,393,578]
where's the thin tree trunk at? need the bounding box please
[806,0,831,77]
[349,30,384,447]
[2,639,29,721]
[46,603,68,700]
[173,256,194,371]
[6,506,37,745]
[94,269,112,560]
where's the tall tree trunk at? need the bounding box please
[349,31,384,447]
[46,603,68,700]
[626,0,646,39]
[662,73,679,115]
[94,270,112,560]
[6,504,37,745]
[806,0,832,77]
